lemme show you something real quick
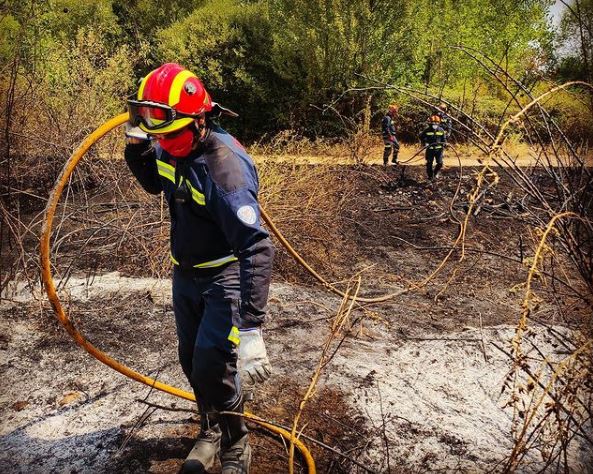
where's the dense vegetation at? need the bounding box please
[1,0,590,144]
[0,6,591,471]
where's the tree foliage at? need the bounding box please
[557,0,593,82]
[0,0,585,142]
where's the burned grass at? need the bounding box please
[2,152,592,472]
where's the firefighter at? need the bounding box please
[381,103,400,166]
[437,102,452,137]
[124,63,274,473]
[419,114,447,180]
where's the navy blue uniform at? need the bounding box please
[437,111,452,137]
[125,124,274,411]
[420,125,447,179]
[381,114,400,165]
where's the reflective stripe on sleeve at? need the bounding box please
[227,326,240,345]
[156,160,175,183]
[185,180,205,205]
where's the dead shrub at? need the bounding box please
[256,158,358,281]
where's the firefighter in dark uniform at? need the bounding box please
[437,102,452,137]
[420,114,447,180]
[124,63,273,473]
[381,103,400,166]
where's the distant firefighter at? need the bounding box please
[382,103,400,166]
[420,115,447,180]
[436,102,452,137]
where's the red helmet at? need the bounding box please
[429,114,441,124]
[132,63,212,134]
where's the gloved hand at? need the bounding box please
[124,123,149,143]
[238,328,271,386]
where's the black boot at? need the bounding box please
[383,146,391,167]
[181,407,221,473]
[221,435,251,474]
[220,398,250,474]
[434,160,443,179]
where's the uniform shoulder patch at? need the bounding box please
[237,205,257,225]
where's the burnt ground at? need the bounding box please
[1,163,592,473]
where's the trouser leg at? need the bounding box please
[391,138,400,163]
[175,264,246,472]
[191,262,242,411]
[383,141,391,166]
[172,268,204,384]
[193,264,248,472]
[174,270,223,473]
[220,396,250,473]
[426,150,435,178]
[434,150,443,176]
[173,264,242,411]
[220,396,248,449]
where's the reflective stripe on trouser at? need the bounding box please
[172,262,242,410]
[170,253,238,269]
[426,148,444,178]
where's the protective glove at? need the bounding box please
[238,328,271,386]
[124,123,149,143]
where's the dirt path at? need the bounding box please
[254,144,593,167]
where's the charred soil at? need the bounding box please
[1,162,592,472]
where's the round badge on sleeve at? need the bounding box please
[237,205,257,225]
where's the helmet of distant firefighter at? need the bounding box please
[429,114,441,129]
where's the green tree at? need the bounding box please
[266,0,553,135]
[155,0,286,138]
[558,0,593,82]
[0,0,135,150]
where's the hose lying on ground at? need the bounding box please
[41,111,457,470]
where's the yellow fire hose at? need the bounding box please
[40,113,316,472]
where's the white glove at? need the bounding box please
[124,124,149,142]
[238,328,271,386]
